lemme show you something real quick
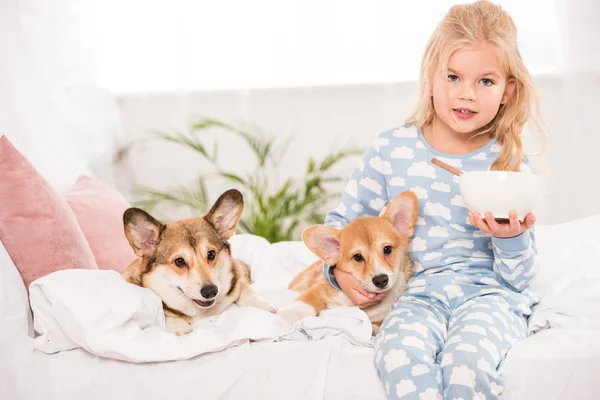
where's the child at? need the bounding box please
[322,1,546,399]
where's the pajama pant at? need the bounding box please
[373,276,532,400]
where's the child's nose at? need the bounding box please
[459,84,476,101]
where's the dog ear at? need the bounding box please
[302,225,341,265]
[383,191,419,237]
[123,208,165,257]
[205,189,244,240]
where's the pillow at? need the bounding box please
[0,136,97,290]
[529,213,600,332]
[0,239,32,336]
[229,233,319,290]
[64,175,135,273]
[532,213,600,299]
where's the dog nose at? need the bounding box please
[372,274,389,289]
[200,284,218,299]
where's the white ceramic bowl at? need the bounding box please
[459,171,546,220]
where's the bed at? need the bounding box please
[2,213,600,400]
[2,87,599,400]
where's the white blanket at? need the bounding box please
[29,269,373,363]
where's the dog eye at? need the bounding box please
[207,250,216,261]
[353,254,364,262]
[174,257,186,267]
[383,246,392,255]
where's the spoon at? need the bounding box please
[432,157,551,176]
[431,158,463,177]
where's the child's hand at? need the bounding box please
[468,210,536,238]
[333,268,386,309]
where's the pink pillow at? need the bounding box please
[0,136,98,290]
[64,176,135,273]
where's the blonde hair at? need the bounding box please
[406,0,547,171]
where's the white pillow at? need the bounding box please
[529,213,600,331]
[533,213,600,298]
[0,239,32,336]
[229,234,318,290]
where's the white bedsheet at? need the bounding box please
[7,331,386,400]
[6,295,600,400]
[504,328,600,400]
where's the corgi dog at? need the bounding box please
[122,189,276,336]
[277,191,418,335]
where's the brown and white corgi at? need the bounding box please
[277,191,418,335]
[122,189,276,336]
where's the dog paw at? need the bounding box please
[277,302,316,325]
[237,293,278,314]
[251,298,278,314]
[166,317,193,336]
[247,298,278,314]
[262,302,279,314]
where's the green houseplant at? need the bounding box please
[125,118,363,243]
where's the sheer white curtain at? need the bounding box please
[0,0,123,191]
[546,0,600,222]
[0,0,88,190]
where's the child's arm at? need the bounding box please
[322,136,390,289]
[491,228,539,291]
[471,156,539,291]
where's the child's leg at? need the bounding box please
[439,294,528,400]
[374,295,450,400]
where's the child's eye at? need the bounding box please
[480,78,494,86]
[447,74,459,82]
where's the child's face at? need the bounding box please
[431,43,515,136]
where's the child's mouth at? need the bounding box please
[453,108,477,120]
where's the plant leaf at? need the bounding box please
[150,130,214,162]
[317,148,363,172]
[126,118,365,243]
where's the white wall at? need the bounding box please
[115,74,599,226]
